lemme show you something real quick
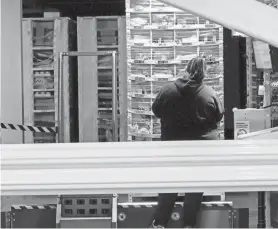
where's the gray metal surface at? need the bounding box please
[59,218,111,228]
[5,200,250,228]
[1,212,11,228]
[271,192,278,228]
[129,193,225,202]
[11,208,56,228]
[117,203,233,228]
[232,208,249,228]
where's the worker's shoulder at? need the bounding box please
[202,84,217,96]
[198,84,218,101]
[161,81,176,91]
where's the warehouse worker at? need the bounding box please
[150,57,224,228]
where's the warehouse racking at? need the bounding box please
[271,74,278,126]
[77,16,127,142]
[22,18,77,144]
[245,0,278,127]
[246,45,278,127]
[126,0,224,141]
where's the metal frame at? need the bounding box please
[127,192,226,202]
[3,200,239,228]
[2,141,278,227]
[21,18,75,144]
[2,140,278,195]
[117,201,234,228]
[246,37,254,108]
[58,51,118,143]
[236,124,278,228]
[56,194,117,228]
[233,108,275,227]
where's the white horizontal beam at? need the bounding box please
[2,140,278,196]
[159,0,278,48]
[239,126,278,139]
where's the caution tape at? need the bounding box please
[10,202,232,212]
[1,123,57,133]
[118,202,232,208]
[12,205,56,210]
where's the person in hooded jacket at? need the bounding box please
[150,57,224,228]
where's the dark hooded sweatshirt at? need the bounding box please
[152,78,224,141]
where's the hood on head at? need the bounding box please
[174,78,203,95]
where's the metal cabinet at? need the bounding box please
[77,16,127,143]
[22,18,78,143]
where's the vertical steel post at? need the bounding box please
[56,195,62,228]
[58,51,117,143]
[111,194,118,228]
[112,51,118,142]
[257,191,266,228]
[58,52,64,143]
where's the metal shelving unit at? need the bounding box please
[77,16,127,142]
[126,0,224,141]
[22,18,77,143]
[246,37,267,109]
[246,0,278,127]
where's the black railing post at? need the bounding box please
[257,191,266,228]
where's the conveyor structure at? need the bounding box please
[1,0,278,228]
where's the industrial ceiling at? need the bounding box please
[23,0,125,17]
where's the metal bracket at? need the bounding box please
[58,51,118,143]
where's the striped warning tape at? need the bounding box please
[1,123,57,133]
[12,205,56,210]
[118,202,232,208]
[10,202,232,211]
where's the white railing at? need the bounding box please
[159,0,278,48]
[238,126,278,140]
[1,140,278,196]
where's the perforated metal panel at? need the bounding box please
[60,195,113,218]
